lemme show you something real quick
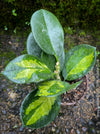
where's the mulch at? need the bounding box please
[61,76,88,105]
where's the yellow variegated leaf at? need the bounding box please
[26,97,56,125]
[63,44,96,81]
[67,52,94,76]
[36,80,82,97]
[15,59,48,69]
[20,90,61,128]
[14,69,36,79]
[2,54,53,84]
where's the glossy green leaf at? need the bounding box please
[63,44,96,81]
[36,80,82,97]
[59,48,65,70]
[20,90,61,128]
[41,52,56,71]
[31,9,64,60]
[2,54,53,84]
[27,32,42,58]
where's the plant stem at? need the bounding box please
[54,61,61,80]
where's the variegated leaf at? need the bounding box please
[36,80,82,97]
[20,90,61,128]
[2,54,53,84]
[63,44,96,81]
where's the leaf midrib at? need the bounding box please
[66,51,92,77]
[42,10,56,56]
[4,67,47,73]
[66,49,84,73]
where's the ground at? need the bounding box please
[0,32,100,134]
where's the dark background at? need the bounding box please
[0,0,100,32]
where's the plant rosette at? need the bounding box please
[2,9,96,129]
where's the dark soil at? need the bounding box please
[0,33,100,134]
[61,76,88,105]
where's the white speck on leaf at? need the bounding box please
[42,29,46,32]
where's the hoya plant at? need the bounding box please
[2,9,96,129]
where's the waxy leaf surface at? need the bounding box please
[63,44,96,80]
[20,90,61,128]
[36,80,82,97]
[59,48,65,70]
[41,52,56,71]
[27,32,42,58]
[31,9,64,69]
[3,55,53,84]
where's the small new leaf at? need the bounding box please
[36,80,82,97]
